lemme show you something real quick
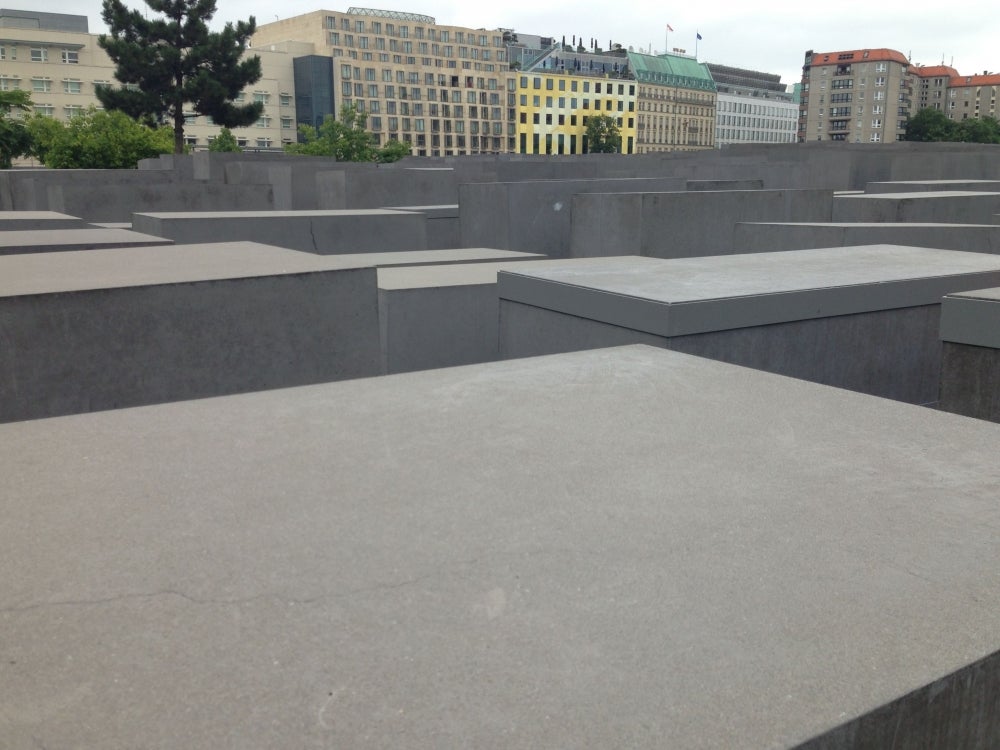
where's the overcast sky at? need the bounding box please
[38,0,1000,86]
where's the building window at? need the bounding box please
[0,75,21,91]
[63,79,82,94]
[35,103,54,116]
[281,117,293,129]
[32,78,51,93]
[30,47,48,62]
[256,138,272,148]
[253,91,269,104]
[279,92,292,106]
[61,49,79,64]
[256,116,271,128]
[63,105,83,118]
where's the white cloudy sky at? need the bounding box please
[36,0,1000,85]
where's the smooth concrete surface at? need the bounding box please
[0,242,383,422]
[0,227,174,255]
[733,222,1000,254]
[5,346,1000,748]
[832,191,1000,224]
[569,189,834,258]
[497,247,1000,403]
[938,289,1000,421]
[385,204,460,249]
[0,210,87,230]
[132,209,428,254]
[377,258,570,373]
[940,287,1000,349]
[865,179,1000,194]
[459,177,689,257]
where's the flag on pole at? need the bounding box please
[696,32,703,40]
[667,24,674,32]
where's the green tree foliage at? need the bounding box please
[904,108,1000,143]
[954,116,1000,144]
[904,108,956,141]
[26,108,172,168]
[0,90,33,169]
[209,126,241,152]
[584,113,622,153]
[285,104,412,162]
[97,0,262,154]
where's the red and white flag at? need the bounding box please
[667,24,674,31]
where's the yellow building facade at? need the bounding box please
[515,71,637,154]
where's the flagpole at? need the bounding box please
[695,31,699,59]
[665,25,668,55]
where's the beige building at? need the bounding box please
[631,51,716,153]
[0,8,293,151]
[798,48,912,143]
[943,72,1000,122]
[252,9,517,155]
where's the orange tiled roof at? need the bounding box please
[808,48,909,67]
[949,73,1000,88]
[910,65,960,78]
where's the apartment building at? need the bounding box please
[0,8,295,151]
[944,72,1000,122]
[707,63,797,147]
[252,9,517,156]
[799,48,912,143]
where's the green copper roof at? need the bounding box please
[627,52,717,91]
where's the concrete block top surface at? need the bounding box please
[941,286,1000,347]
[498,246,1000,336]
[0,244,547,298]
[835,190,1000,200]
[0,227,174,250]
[132,209,415,219]
[0,210,82,222]
[738,222,997,228]
[4,346,1000,748]
[378,258,557,289]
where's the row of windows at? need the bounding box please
[0,44,79,63]
[718,115,796,130]
[0,76,96,94]
[327,33,504,62]
[519,94,635,112]
[518,76,635,97]
[519,112,633,128]
[330,48,499,72]
[717,100,796,117]
[325,16,502,47]
[340,66,504,91]
[338,82,507,105]
[355,114,507,135]
[716,129,795,143]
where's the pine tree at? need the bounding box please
[97,0,263,154]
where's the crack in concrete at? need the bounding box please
[0,562,484,616]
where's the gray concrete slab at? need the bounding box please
[4,345,1000,748]
[385,204,460,249]
[569,189,834,258]
[377,258,573,374]
[459,177,689,258]
[832,191,1000,224]
[938,288,1000,421]
[0,210,87,230]
[497,246,1000,403]
[733,222,1000,254]
[0,241,383,422]
[865,179,1000,194]
[0,227,175,256]
[132,209,428,254]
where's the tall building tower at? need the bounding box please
[799,48,912,143]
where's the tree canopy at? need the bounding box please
[905,107,1000,143]
[26,107,173,168]
[285,104,412,162]
[97,0,263,154]
[584,114,622,153]
[208,126,241,152]
[0,90,33,169]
